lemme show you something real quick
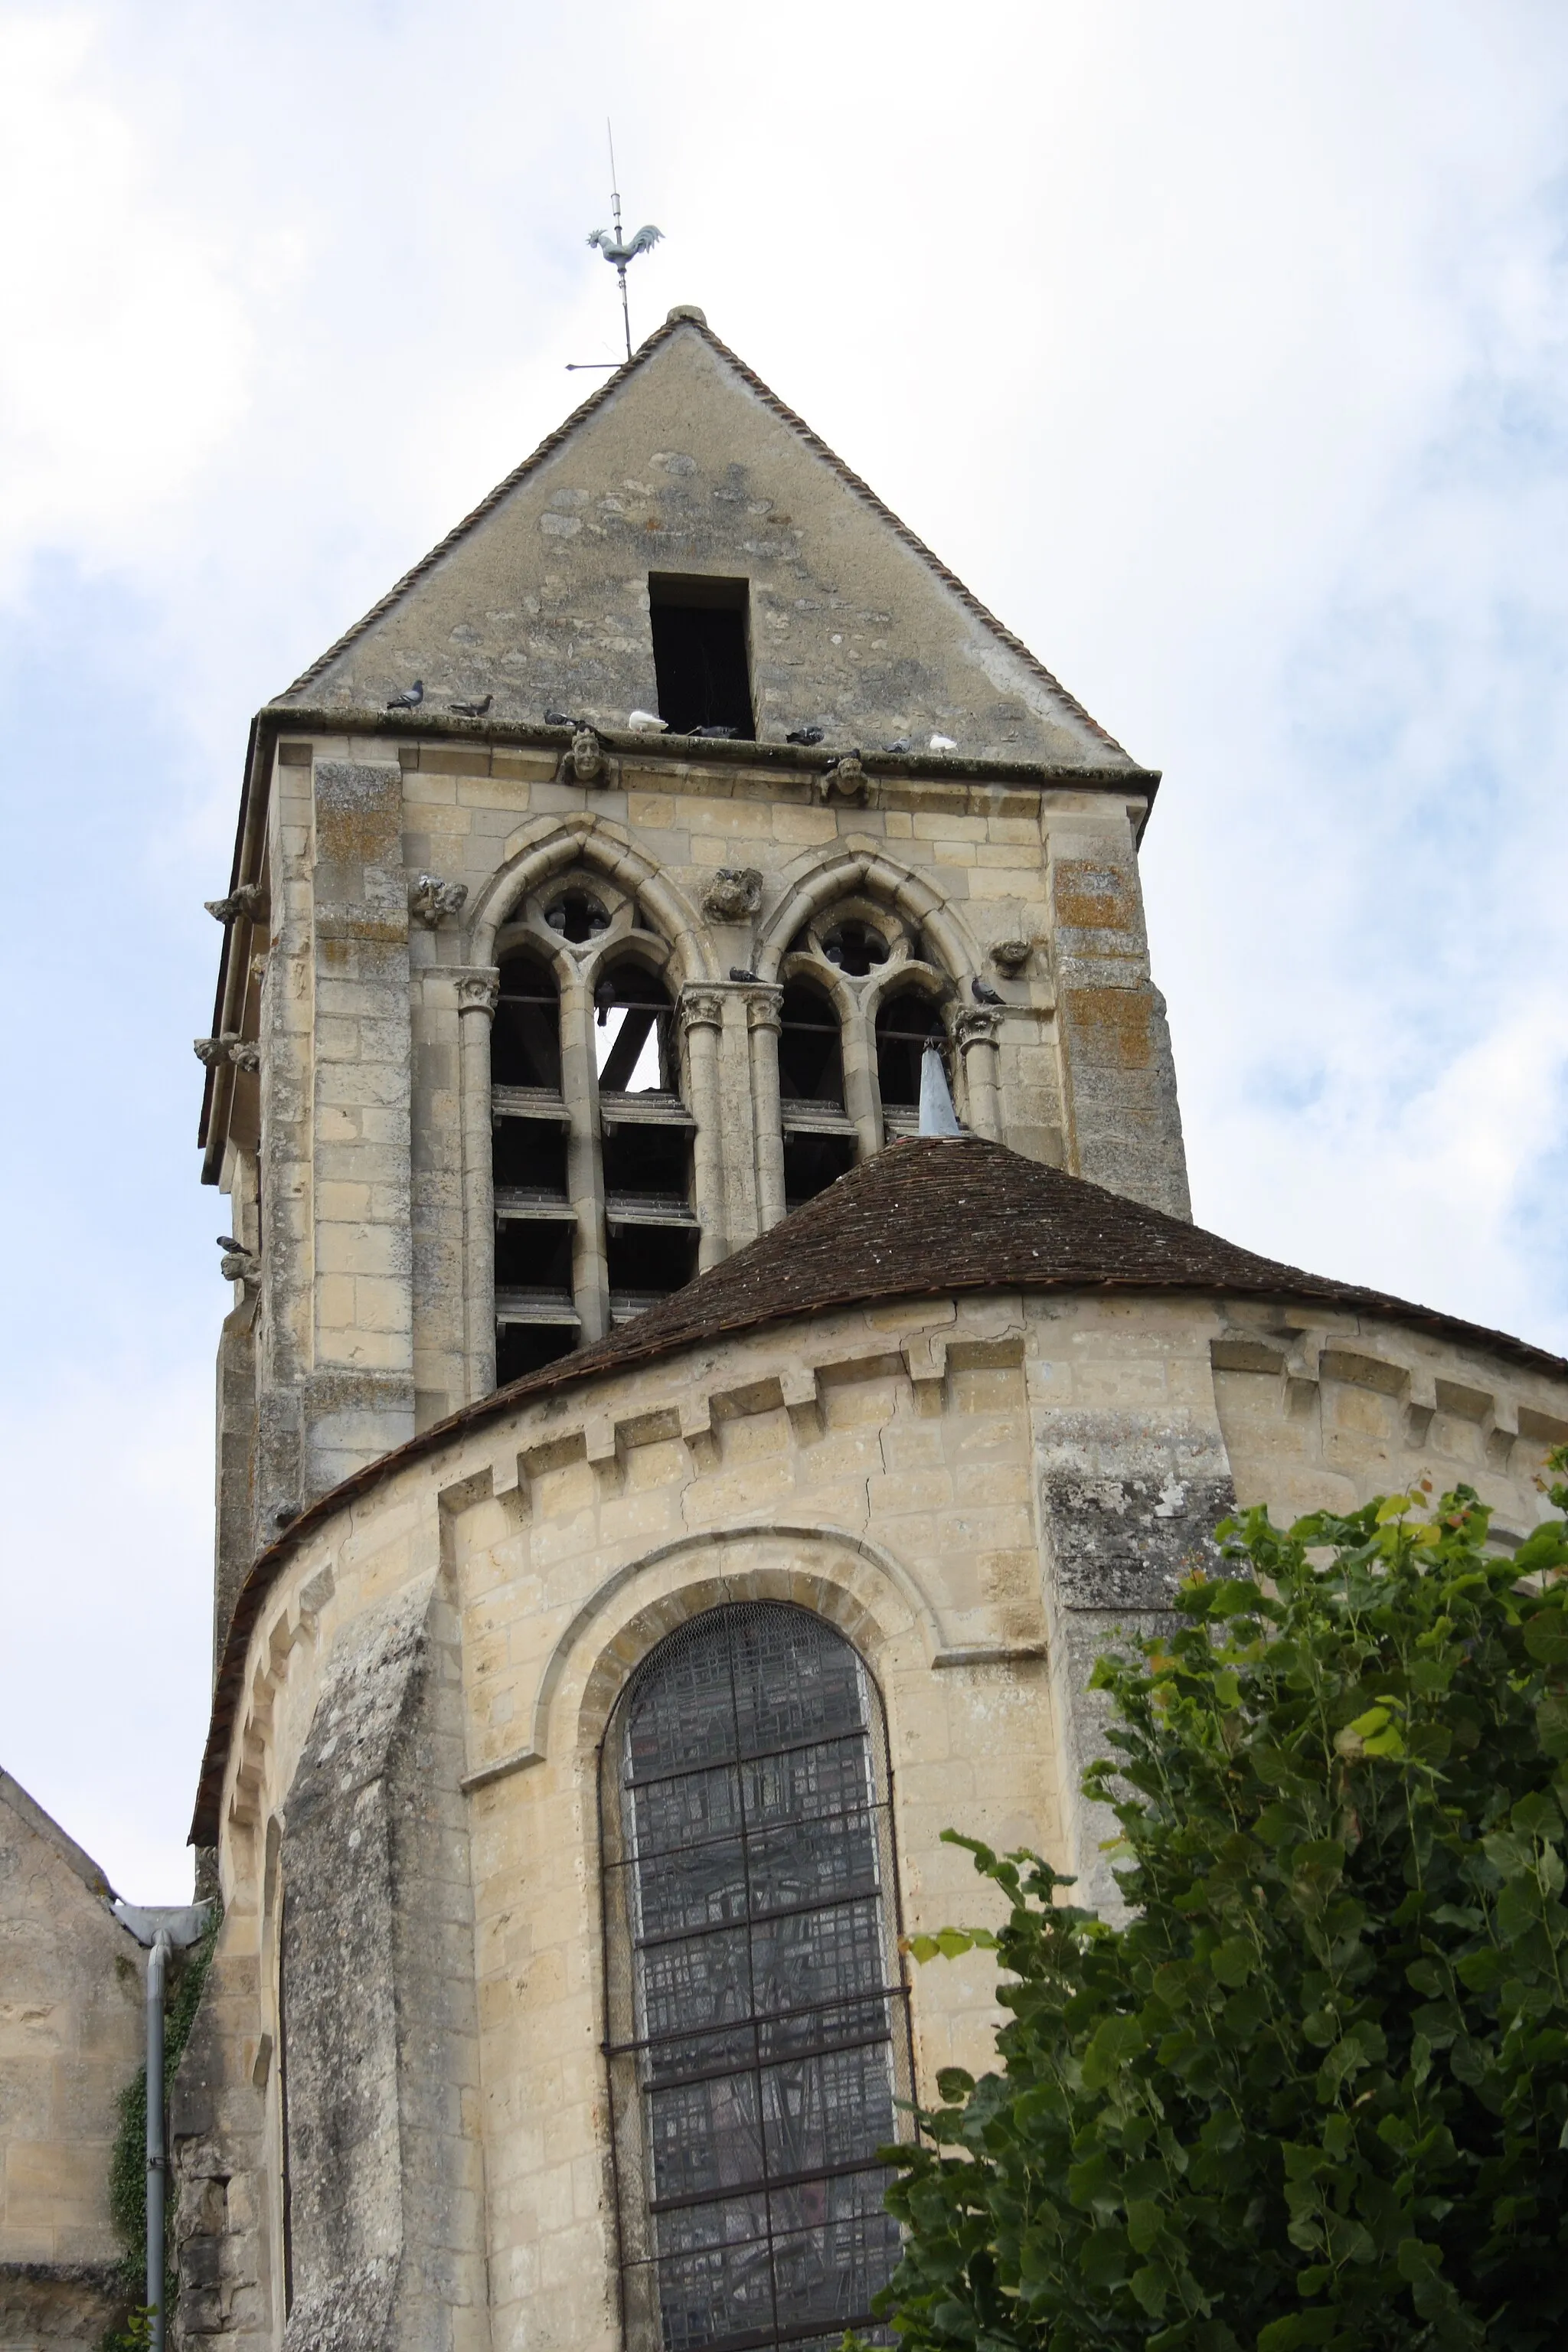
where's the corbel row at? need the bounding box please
[227,1565,336,1833]
[475,1328,1014,1516]
[1210,1329,1568,1468]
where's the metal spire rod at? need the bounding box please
[573,131,662,371]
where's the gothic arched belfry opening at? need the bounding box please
[59,306,1558,2352]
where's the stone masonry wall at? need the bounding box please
[0,1775,145,2346]
[187,1282,1568,2352]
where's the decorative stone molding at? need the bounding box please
[204,881,268,925]
[815,753,868,805]
[455,972,500,1018]
[557,727,619,788]
[701,866,763,922]
[409,873,470,927]
[991,936,1033,975]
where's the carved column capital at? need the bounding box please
[679,987,727,1033]
[455,969,500,1018]
[743,985,784,1033]
[952,1005,1001,1047]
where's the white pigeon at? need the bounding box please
[628,710,668,730]
[929,731,958,752]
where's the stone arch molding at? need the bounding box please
[756,844,982,985]
[465,1525,948,1789]
[465,812,718,982]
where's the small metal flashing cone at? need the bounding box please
[919,1040,962,1137]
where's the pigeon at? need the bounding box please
[451,694,492,718]
[929,731,957,752]
[971,976,1004,1006]
[628,709,668,730]
[387,680,424,711]
[216,1235,242,1251]
[786,726,825,746]
[882,738,912,755]
[729,966,759,983]
[544,707,583,729]
[691,724,738,739]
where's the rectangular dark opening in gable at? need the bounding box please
[648,573,755,738]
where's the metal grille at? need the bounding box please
[600,1604,914,2352]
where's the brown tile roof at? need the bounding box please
[275,313,1132,758]
[189,1137,1566,1844]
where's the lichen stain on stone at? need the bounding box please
[1055,861,1135,931]
[1064,987,1154,1070]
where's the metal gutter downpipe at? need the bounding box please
[146,1929,172,2352]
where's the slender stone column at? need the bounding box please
[746,988,786,1232]
[681,988,727,1271]
[841,993,880,1162]
[456,971,499,1398]
[953,1007,1001,1138]
[560,969,609,1344]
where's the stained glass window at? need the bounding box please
[600,1603,915,2352]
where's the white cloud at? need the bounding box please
[0,15,255,588]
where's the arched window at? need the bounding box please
[492,949,577,1383]
[778,978,854,1209]
[596,959,699,1325]
[600,1603,913,2352]
[874,990,946,1142]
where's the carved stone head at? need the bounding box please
[703,867,764,923]
[568,727,604,784]
[817,755,867,806]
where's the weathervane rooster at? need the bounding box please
[581,125,662,363]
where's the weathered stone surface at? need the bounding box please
[0,1773,143,2279]
[276,1572,486,2352]
[0,2259,126,2349]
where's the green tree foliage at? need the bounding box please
[880,1474,1568,2350]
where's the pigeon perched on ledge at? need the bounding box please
[729,967,759,983]
[387,681,424,711]
[929,731,957,751]
[451,694,492,718]
[971,976,1004,1006]
[544,707,583,728]
[628,710,668,730]
[786,726,825,746]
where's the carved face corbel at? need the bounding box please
[815,754,869,806]
[558,727,619,789]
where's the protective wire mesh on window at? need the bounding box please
[600,1603,915,2352]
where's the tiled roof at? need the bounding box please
[189,1138,1567,1844]
[275,314,1130,756]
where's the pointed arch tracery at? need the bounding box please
[467,819,714,1387]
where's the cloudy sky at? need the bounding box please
[2,0,1565,1900]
